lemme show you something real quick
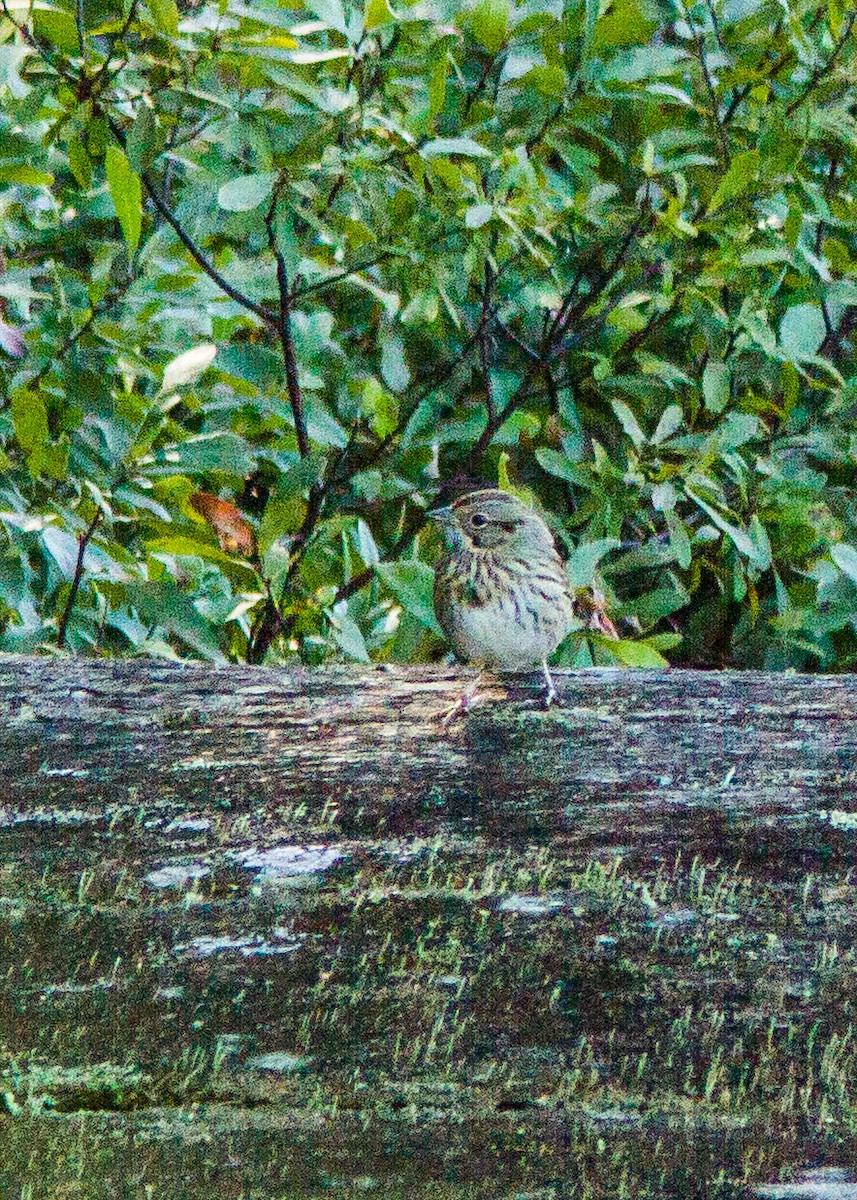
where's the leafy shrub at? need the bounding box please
[1,0,856,669]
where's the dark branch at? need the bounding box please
[690,18,730,165]
[786,9,857,116]
[335,510,427,604]
[140,166,275,324]
[265,194,310,459]
[292,251,399,301]
[479,261,496,425]
[819,307,857,361]
[56,510,102,649]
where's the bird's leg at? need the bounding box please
[541,658,558,709]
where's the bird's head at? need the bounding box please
[431,489,554,556]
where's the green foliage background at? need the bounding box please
[1,0,856,669]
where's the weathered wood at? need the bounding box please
[2,654,856,861]
[3,654,857,1198]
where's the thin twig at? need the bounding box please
[494,317,542,364]
[104,115,274,323]
[1,0,77,84]
[479,260,495,425]
[819,307,857,360]
[56,511,102,648]
[85,0,139,97]
[550,213,647,347]
[463,51,500,117]
[30,309,96,387]
[335,512,426,603]
[525,101,565,155]
[818,155,839,338]
[292,250,399,300]
[786,9,857,116]
[265,192,310,459]
[75,0,85,55]
[140,165,275,323]
[690,16,730,165]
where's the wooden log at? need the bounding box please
[1,654,856,863]
[2,654,856,1195]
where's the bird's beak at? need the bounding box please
[429,506,454,524]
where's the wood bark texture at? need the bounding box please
[1,654,855,863]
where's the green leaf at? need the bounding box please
[11,390,48,455]
[702,362,730,413]
[428,52,447,115]
[217,172,278,212]
[422,138,492,158]
[652,404,683,443]
[497,449,513,494]
[748,515,772,571]
[780,304,827,359]
[706,150,760,214]
[524,65,567,97]
[364,0,393,29]
[10,393,68,481]
[128,582,225,662]
[535,447,587,486]
[32,7,79,52]
[0,165,54,187]
[831,543,857,585]
[42,527,82,580]
[601,638,669,667]
[377,561,443,636]
[145,0,179,36]
[126,105,159,173]
[105,145,142,257]
[611,399,646,448]
[258,455,326,554]
[465,203,492,229]
[145,536,257,574]
[154,433,256,477]
[667,513,692,569]
[568,539,620,587]
[685,488,759,563]
[580,0,600,74]
[161,344,217,393]
[362,378,399,437]
[305,399,349,449]
[329,610,371,662]
[470,0,509,53]
[306,0,349,35]
[619,586,688,623]
[651,482,677,512]
[67,138,92,189]
[380,333,410,392]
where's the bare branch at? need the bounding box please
[494,317,542,365]
[1,0,77,84]
[140,166,275,324]
[265,193,310,459]
[786,9,857,116]
[56,510,102,649]
[819,307,857,361]
[292,251,399,301]
[335,510,427,604]
[479,261,496,425]
[688,12,730,166]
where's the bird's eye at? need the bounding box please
[471,513,488,527]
